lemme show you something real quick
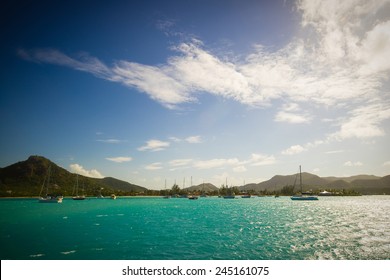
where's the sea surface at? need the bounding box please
[1,196,389,260]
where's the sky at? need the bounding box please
[1,0,390,189]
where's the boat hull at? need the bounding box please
[290,196,318,201]
[39,197,63,203]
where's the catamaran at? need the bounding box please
[290,165,318,201]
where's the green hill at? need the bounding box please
[240,172,329,193]
[1,156,389,196]
[0,155,147,197]
[239,172,390,195]
[183,183,218,193]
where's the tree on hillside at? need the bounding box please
[171,183,180,195]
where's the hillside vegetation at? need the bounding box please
[0,156,389,196]
[0,156,147,197]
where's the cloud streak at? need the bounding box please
[147,153,276,172]
[105,157,132,163]
[138,139,170,152]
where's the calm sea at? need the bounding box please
[0,196,389,260]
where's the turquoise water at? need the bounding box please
[1,196,389,260]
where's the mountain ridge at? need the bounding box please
[240,172,390,195]
[0,156,389,196]
[0,155,147,197]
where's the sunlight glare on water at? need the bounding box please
[0,196,389,260]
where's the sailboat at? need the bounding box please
[223,178,236,199]
[290,166,318,201]
[72,174,86,200]
[39,165,63,203]
[241,181,251,198]
[162,179,170,198]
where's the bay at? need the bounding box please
[0,196,389,260]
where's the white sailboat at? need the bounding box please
[290,166,318,201]
[39,165,63,203]
[223,178,235,199]
[72,174,86,200]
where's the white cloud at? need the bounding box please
[383,161,390,166]
[233,166,247,173]
[193,158,240,169]
[248,153,277,166]
[69,163,104,178]
[274,103,311,124]
[169,159,193,167]
[105,157,132,163]
[191,153,275,170]
[112,61,194,108]
[326,150,344,154]
[281,145,307,155]
[96,139,123,144]
[138,139,170,152]
[344,161,363,167]
[275,111,311,124]
[330,103,390,140]
[17,48,113,80]
[185,135,202,143]
[359,20,390,75]
[19,0,390,141]
[145,162,163,170]
[169,137,182,142]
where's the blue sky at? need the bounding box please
[1,0,390,189]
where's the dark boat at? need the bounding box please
[290,166,318,201]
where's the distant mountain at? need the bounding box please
[240,172,390,195]
[183,183,218,193]
[99,177,146,193]
[240,172,328,192]
[323,175,381,183]
[0,155,147,197]
[325,179,352,190]
[1,156,389,196]
[350,175,390,194]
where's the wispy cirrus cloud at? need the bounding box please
[170,153,276,170]
[18,0,390,139]
[168,135,203,143]
[96,138,125,144]
[145,162,163,170]
[105,157,132,163]
[18,48,113,80]
[138,139,170,152]
[193,158,240,170]
[344,161,363,167]
[274,103,312,124]
[185,135,202,143]
[243,153,276,166]
[169,158,193,167]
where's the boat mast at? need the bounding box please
[46,165,51,195]
[299,165,302,193]
[76,174,79,196]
